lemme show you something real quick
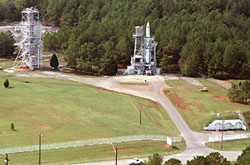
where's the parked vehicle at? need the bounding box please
[127,158,143,165]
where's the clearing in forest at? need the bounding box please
[0,76,179,149]
[165,78,250,132]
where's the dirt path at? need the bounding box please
[180,76,204,86]
[207,78,232,89]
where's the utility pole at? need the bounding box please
[221,120,224,150]
[140,110,141,125]
[3,154,9,165]
[110,143,118,165]
[39,133,42,165]
[115,147,118,165]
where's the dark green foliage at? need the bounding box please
[235,145,250,165]
[187,156,208,165]
[187,152,230,165]
[243,111,250,127]
[0,31,15,57]
[0,0,40,21]
[160,54,178,73]
[144,153,163,165]
[206,152,230,165]
[11,123,15,131]
[50,54,59,68]
[4,79,9,88]
[164,158,181,165]
[227,81,250,104]
[5,0,248,77]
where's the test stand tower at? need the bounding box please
[125,22,159,75]
[14,7,43,70]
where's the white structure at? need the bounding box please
[204,119,247,131]
[125,22,159,75]
[14,7,43,70]
[167,136,173,147]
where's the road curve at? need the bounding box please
[20,72,242,164]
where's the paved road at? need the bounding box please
[17,72,243,164]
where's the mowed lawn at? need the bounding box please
[0,141,185,164]
[0,76,179,148]
[206,139,250,151]
[165,78,250,132]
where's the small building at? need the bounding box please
[200,87,208,92]
[204,119,247,131]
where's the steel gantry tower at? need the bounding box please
[14,7,43,70]
[125,22,159,75]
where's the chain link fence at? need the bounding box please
[0,134,182,154]
[207,133,250,142]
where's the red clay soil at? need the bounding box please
[39,125,52,130]
[106,148,135,152]
[177,87,189,92]
[162,89,193,113]
[211,95,226,101]
[134,102,166,130]
[192,101,203,107]
[160,144,173,149]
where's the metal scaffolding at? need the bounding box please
[125,22,160,75]
[14,7,43,70]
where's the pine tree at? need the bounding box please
[4,78,9,88]
[50,54,59,68]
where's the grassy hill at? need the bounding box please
[0,76,179,148]
[165,78,250,132]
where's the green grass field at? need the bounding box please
[165,79,250,132]
[206,139,250,151]
[0,141,185,164]
[0,58,14,69]
[0,76,179,149]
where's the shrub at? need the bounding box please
[4,78,9,88]
[164,158,181,165]
[235,145,250,165]
[144,153,163,165]
[50,54,59,68]
[11,123,15,131]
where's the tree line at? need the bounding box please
[0,31,15,57]
[1,0,250,77]
[143,145,250,165]
[227,80,250,104]
[0,0,42,22]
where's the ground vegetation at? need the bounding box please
[0,31,15,57]
[1,0,249,77]
[227,81,250,104]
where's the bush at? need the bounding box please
[4,78,9,88]
[235,145,250,165]
[50,54,59,68]
[187,152,229,165]
[164,158,181,165]
[11,123,15,131]
[144,153,163,165]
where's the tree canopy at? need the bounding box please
[1,0,249,77]
[0,31,15,57]
[227,81,250,104]
[235,145,250,165]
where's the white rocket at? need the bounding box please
[145,22,151,64]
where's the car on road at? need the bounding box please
[127,158,143,165]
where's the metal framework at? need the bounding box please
[125,22,159,75]
[14,7,43,70]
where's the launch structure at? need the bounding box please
[125,22,159,75]
[13,7,43,70]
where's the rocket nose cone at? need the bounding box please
[147,22,150,27]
